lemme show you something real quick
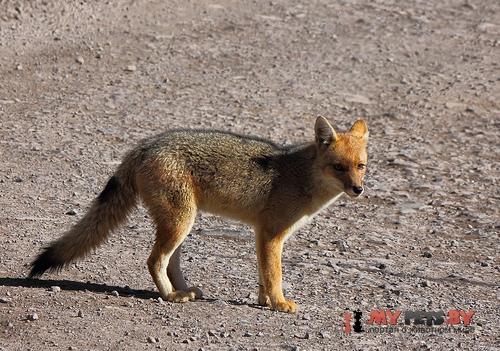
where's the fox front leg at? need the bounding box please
[255,229,297,313]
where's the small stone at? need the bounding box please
[335,239,348,252]
[0,297,11,303]
[422,251,432,258]
[302,314,311,320]
[319,330,330,339]
[157,297,163,303]
[111,290,119,297]
[15,64,23,71]
[480,261,489,267]
[377,263,387,270]
[27,313,39,321]
[257,332,264,337]
[68,347,76,350]
[50,286,61,293]
[125,65,137,72]
[13,176,23,183]
[208,330,217,337]
[421,280,430,288]
[147,336,157,343]
[243,331,252,337]
[8,322,14,328]
[76,56,84,64]
[66,209,77,216]
[77,310,84,318]
[182,339,190,344]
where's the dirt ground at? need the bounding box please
[0,0,499,350]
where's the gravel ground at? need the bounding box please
[0,0,499,350]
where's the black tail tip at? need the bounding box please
[29,247,64,278]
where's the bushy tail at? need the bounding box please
[29,153,140,278]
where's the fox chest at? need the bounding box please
[285,192,343,239]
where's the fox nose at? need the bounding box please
[352,186,364,195]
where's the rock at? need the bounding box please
[422,251,433,258]
[76,56,84,64]
[0,297,11,303]
[421,280,430,287]
[111,290,119,297]
[147,336,157,343]
[125,65,137,72]
[77,310,84,318]
[377,263,387,270]
[477,23,498,33]
[27,313,39,321]
[335,239,348,252]
[15,64,23,71]
[66,209,77,215]
[50,286,61,293]
[13,176,23,182]
[319,330,330,339]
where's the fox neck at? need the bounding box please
[280,142,344,213]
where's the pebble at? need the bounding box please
[0,297,11,303]
[76,56,84,64]
[66,209,77,215]
[243,331,252,337]
[422,251,433,258]
[50,286,61,293]
[13,176,23,182]
[111,290,119,297]
[125,64,137,72]
[77,310,84,318]
[319,331,330,339]
[335,239,348,252]
[147,336,158,343]
[27,313,39,321]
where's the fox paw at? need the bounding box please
[271,299,297,313]
[167,287,203,303]
[258,293,270,307]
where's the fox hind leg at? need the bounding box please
[143,184,201,303]
[167,244,203,301]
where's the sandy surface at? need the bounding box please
[0,0,499,350]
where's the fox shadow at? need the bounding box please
[0,277,264,309]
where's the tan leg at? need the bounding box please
[257,258,270,306]
[144,191,201,303]
[255,229,297,313]
[167,244,203,299]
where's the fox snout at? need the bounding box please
[352,185,363,196]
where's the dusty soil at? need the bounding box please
[0,0,499,350]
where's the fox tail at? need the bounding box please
[29,152,140,278]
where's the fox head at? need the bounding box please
[314,116,368,197]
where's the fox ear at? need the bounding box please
[315,116,337,148]
[350,119,369,140]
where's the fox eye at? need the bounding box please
[332,164,345,172]
[358,164,366,170]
